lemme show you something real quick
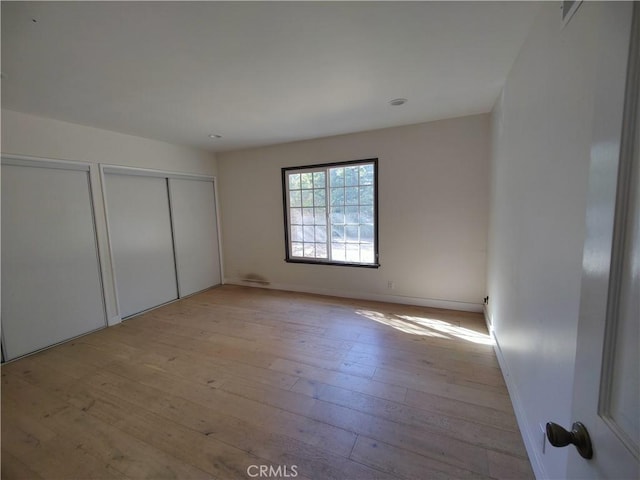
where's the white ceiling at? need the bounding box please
[1,2,540,153]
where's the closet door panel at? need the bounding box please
[169,178,221,297]
[104,173,177,318]
[1,162,106,360]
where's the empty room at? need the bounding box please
[1,2,638,480]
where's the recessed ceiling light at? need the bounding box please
[208,134,222,139]
[389,98,407,106]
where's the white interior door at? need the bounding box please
[565,3,639,478]
[1,159,106,360]
[104,173,178,318]
[169,178,221,297]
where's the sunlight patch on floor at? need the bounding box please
[356,310,494,345]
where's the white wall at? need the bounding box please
[1,109,217,325]
[487,3,603,478]
[218,114,490,311]
[1,109,217,174]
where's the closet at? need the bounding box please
[1,157,107,360]
[103,167,221,319]
[1,158,221,361]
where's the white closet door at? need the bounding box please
[104,173,178,318]
[169,178,221,297]
[1,161,106,360]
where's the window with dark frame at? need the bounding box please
[282,158,379,268]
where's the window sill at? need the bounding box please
[284,258,380,269]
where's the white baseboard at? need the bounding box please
[107,315,122,326]
[224,278,483,313]
[492,330,547,480]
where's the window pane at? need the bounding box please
[332,243,346,261]
[332,225,344,241]
[345,206,359,224]
[316,226,327,243]
[290,208,302,225]
[291,225,303,242]
[313,171,326,188]
[289,173,301,190]
[302,190,314,207]
[345,166,359,186]
[303,225,315,242]
[359,164,374,185]
[330,188,345,206]
[304,243,315,257]
[314,208,326,225]
[301,173,313,189]
[303,208,314,225]
[345,187,359,205]
[359,186,373,205]
[316,243,328,258]
[360,206,374,224]
[314,189,326,207]
[289,190,301,207]
[330,167,344,187]
[292,242,304,257]
[346,244,360,262]
[331,207,344,225]
[345,225,359,242]
[361,223,374,243]
[361,244,374,263]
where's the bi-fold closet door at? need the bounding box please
[103,168,221,319]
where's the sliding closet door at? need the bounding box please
[104,173,178,318]
[169,178,221,296]
[1,159,106,360]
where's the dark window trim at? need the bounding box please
[281,158,380,268]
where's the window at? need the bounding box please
[282,158,379,267]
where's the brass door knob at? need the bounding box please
[546,421,593,459]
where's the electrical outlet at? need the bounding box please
[387,280,395,290]
[540,423,547,454]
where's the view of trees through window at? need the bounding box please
[283,159,378,266]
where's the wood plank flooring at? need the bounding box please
[1,285,534,479]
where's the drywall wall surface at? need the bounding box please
[487,3,601,478]
[218,114,490,310]
[1,109,217,175]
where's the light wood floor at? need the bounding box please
[1,285,534,479]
